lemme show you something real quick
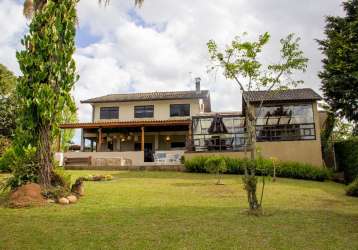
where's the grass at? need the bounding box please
[0,171,358,250]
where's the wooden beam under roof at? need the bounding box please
[59,119,191,129]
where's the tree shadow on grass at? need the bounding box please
[171,182,212,187]
[108,171,238,181]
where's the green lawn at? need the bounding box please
[0,171,358,250]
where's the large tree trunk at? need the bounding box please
[37,123,53,188]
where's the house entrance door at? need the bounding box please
[135,143,154,162]
[144,143,154,162]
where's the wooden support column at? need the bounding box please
[97,128,102,152]
[188,123,192,141]
[188,123,192,150]
[80,128,85,152]
[154,133,159,151]
[56,130,61,152]
[141,126,145,151]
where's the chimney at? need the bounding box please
[195,77,201,92]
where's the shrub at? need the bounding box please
[346,177,358,197]
[205,156,227,184]
[0,146,16,173]
[223,157,246,174]
[1,146,39,191]
[277,161,330,181]
[0,136,11,157]
[83,174,113,181]
[184,156,208,173]
[42,186,71,200]
[52,167,72,189]
[184,156,330,182]
[335,138,358,183]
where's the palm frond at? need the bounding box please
[23,0,34,19]
[23,0,47,19]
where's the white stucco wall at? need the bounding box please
[92,99,202,122]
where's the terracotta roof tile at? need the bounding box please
[81,90,210,103]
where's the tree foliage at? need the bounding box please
[208,33,308,92]
[0,64,17,138]
[317,0,358,132]
[0,64,17,97]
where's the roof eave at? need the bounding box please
[80,92,210,104]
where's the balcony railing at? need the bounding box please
[187,133,249,152]
[188,123,316,152]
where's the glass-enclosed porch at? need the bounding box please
[190,103,317,152]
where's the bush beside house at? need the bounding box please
[346,177,358,197]
[0,147,16,173]
[184,156,331,182]
[335,138,358,183]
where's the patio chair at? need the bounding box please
[154,152,167,163]
[225,137,234,151]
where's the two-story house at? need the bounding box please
[59,81,324,167]
[59,79,211,165]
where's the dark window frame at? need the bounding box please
[134,105,154,118]
[170,104,190,117]
[100,107,119,120]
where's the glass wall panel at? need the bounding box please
[256,104,313,125]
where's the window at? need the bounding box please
[255,104,314,125]
[100,107,119,119]
[170,104,190,117]
[256,123,315,141]
[135,105,154,118]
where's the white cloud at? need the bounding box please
[0,0,27,74]
[74,52,132,122]
[0,0,345,144]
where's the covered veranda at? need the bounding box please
[57,120,191,166]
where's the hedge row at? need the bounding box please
[184,156,331,182]
[335,138,358,184]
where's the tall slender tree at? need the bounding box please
[16,0,144,188]
[317,0,358,134]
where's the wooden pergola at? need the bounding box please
[58,119,192,152]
